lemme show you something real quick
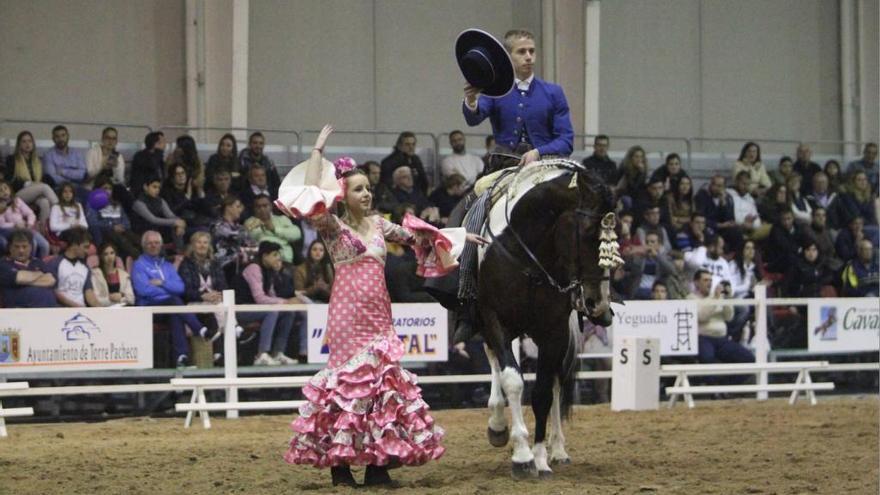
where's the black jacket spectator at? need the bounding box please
[785,252,829,297]
[130,148,165,197]
[694,188,735,232]
[178,255,228,303]
[381,150,429,194]
[765,214,805,274]
[582,154,618,188]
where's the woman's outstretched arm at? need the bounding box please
[305,124,333,186]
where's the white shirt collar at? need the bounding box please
[515,74,534,91]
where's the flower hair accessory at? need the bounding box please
[333,156,357,179]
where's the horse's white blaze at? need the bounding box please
[484,346,507,432]
[533,442,551,473]
[548,378,570,463]
[501,366,533,464]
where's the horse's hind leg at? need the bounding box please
[483,345,510,447]
[548,377,571,465]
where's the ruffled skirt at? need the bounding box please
[284,334,445,468]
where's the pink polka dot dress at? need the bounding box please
[276,173,462,469]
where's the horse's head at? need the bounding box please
[552,169,619,326]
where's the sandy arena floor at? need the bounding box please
[0,396,877,495]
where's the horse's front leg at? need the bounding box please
[483,344,509,447]
[548,376,571,465]
[531,361,555,478]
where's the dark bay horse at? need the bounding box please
[475,159,619,478]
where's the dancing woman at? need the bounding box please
[278,125,486,487]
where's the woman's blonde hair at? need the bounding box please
[848,171,871,203]
[13,131,42,183]
[186,231,215,259]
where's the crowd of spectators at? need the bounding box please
[1,125,877,372]
[584,136,879,355]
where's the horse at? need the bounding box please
[474,159,620,479]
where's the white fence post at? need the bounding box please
[222,290,239,419]
[754,285,769,400]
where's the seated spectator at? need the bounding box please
[206,133,242,193]
[199,169,235,220]
[0,180,50,257]
[615,145,647,208]
[244,194,302,263]
[211,196,254,271]
[239,132,281,197]
[836,171,879,240]
[0,229,57,308]
[131,176,186,252]
[165,135,205,197]
[769,155,794,187]
[2,130,58,223]
[651,280,668,300]
[86,176,140,260]
[616,211,642,258]
[46,227,99,308]
[581,134,618,187]
[841,239,879,297]
[793,144,821,195]
[131,231,206,368]
[846,142,878,195]
[633,178,665,227]
[391,166,438,223]
[663,250,690,300]
[729,240,759,299]
[383,205,436,303]
[663,175,694,229]
[835,216,867,263]
[235,241,299,365]
[626,231,675,300]
[85,127,126,189]
[380,131,429,194]
[294,239,334,303]
[361,160,398,214]
[786,173,812,226]
[49,183,88,238]
[695,175,739,249]
[689,269,754,370]
[672,212,709,253]
[824,159,844,194]
[685,234,733,289]
[732,141,771,196]
[130,131,166,196]
[728,240,760,342]
[636,206,671,253]
[441,130,483,188]
[727,170,762,237]
[162,163,208,230]
[90,241,135,306]
[757,182,791,228]
[178,231,228,351]
[805,171,837,211]
[649,153,688,193]
[765,210,806,274]
[785,240,830,298]
[428,174,467,225]
[43,125,88,201]
[239,164,276,215]
[807,207,843,275]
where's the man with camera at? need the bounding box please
[689,269,754,372]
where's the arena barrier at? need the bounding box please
[0,287,876,435]
[0,382,33,438]
[664,361,834,409]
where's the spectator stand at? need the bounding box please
[0,381,33,438]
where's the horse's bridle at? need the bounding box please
[484,160,606,297]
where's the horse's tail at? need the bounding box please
[558,311,580,420]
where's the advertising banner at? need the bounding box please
[0,307,153,372]
[807,298,879,353]
[602,300,699,356]
[307,303,448,363]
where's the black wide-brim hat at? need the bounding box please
[455,29,514,98]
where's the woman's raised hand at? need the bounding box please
[314,124,334,152]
